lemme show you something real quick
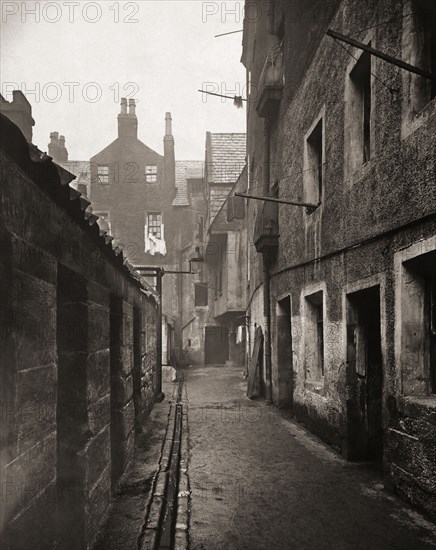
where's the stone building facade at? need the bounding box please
[89,100,205,364]
[203,166,249,367]
[242,0,436,520]
[0,111,159,549]
[180,132,246,366]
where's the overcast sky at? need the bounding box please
[1,0,246,160]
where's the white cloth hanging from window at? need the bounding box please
[145,232,167,255]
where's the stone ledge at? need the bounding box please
[398,396,436,427]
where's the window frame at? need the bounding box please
[147,212,163,239]
[401,0,436,137]
[395,238,436,396]
[145,165,158,184]
[97,164,110,185]
[303,109,325,213]
[303,288,326,387]
[194,282,208,308]
[344,32,376,184]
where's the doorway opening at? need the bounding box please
[277,296,293,411]
[56,265,88,547]
[204,324,229,365]
[346,285,383,463]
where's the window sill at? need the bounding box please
[398,395,436,420]
[194,306,208,310]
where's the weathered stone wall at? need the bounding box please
[0,114,159,549]
[243,0,436,520]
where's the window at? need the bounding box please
[97,165,109,184]
[402,1,436,122]
[145,165,157,183]
[429,276,436,393]
[189,178,203,193]
[305,291,324,382]
[147,212,162,239]
[214,272,219,300]
[95,211,111,234]
[400,248,436,395]
[345,48,372,179]
[195,283,208,307]
[304,116,324,211]
[352,50,371,164]
[197,216,204,243]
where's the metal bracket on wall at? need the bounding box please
[235,192,320,209]
[326,29,435,81]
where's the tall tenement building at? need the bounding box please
[241,0,436,521]
[90,99,205,364]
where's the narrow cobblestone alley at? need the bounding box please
[186,365,436,550]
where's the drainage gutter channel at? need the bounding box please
[139,375,190,550]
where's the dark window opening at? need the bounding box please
[350,49,371,165]
[429,275,436,393]
[305,291,324,380]
[195,283,208,307]
[416,0,436,102]
[305,118,323,212]
[403,250,436,395]
[317,310,324,376]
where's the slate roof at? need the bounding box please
[208,164,247,235]
[206,133,246,185]
[173,160,204,206]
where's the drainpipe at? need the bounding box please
[156,270,164,400]
[263,120,273,404]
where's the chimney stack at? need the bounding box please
[163,111,176,196]
[48,131,59,159]
[165,112,172,137]
[48,131,68,162]
[118,97,137,139]
[58,135,68,161]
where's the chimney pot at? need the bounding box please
[128,99,136,116]
[120,98,127,115]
